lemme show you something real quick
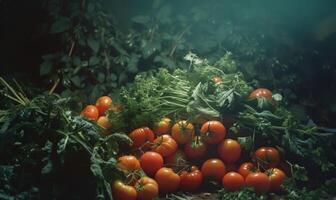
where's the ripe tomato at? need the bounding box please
[222,172,245,191]
[238,162,257,179]
[129,127,155,149]
[201,158,226,181]
[212,76,222,84]
[180,166,203,192]
[97,116,112,135]
[249,88,273,100]
[81,105,99,121]
[154,167,180,193]
[184,136,207,160]
[153,117,171,136]
[112,180,137,200]
[136,177,159,200]
[117,155,141,171]
[171,120,195,144]
[245,172,270,193]
[217,139,241,163]
[140,152,164,177]
[96,96,113,116]
[254,147,280,168]
[165,150,187,167]
[200,121,226,144]
[266,168,286,192]
[151,134,178,157]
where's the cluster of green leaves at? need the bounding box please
[0,79,131,200]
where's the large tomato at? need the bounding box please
[254,147,280,168]
[117,155,141,171]
[249,88,273,100]
[151,134,178,157]
[184,136,207,160]
[266,168,286,192]
[129,127,155,149]
[222,172,245,191]
[154,167,180,193]
[96,96,113,116]
[201,158,226,181]
[238,162,257,179]
[153,117,171,136]
[112,180,137,200]
[200,121,226,144]
[136,177,159,200]
[140,151,164,177]
[171,120,195,144]
[217,139,241,163]
[180,166,203,192]
[81,105,99,121]
[245,172,270,193]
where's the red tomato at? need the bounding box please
[217,139,241,163]
[96,96,113,116]
[238,162,257,179]
[249,88,273,100]
[180,166,203,192]
[81,105,99,121]
[154,167,180,193]
[200,121,226,144]
[184,136,207,160]
[151,134,178,157]
[212,76,223,84]
[254,147,280,168]
[153,118,171,136]
[266,168,286,192]
[136,177,159,200]
[97,116,112,135]
[171,120,195,144]
[112,180,137,200]
[245,172,270,193]
[129,127,155,149]
[140,152,164,177]
[201,158,226,181]
[117,155,141,171]
[222,172,245,191]
[165,150,187,167]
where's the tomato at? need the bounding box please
[200,121,226,144]
[140,152,163,177]
[180,166,203,192]
[171,120,195,144]
[151,134,178,157]
[254,147,280,168]
[217,139,241,163]
[184,136,207,160]
[201,158,226,181]
[222,172,245,191]
[136,177,159,200]
[96,96,113,116]
[165,150,187,167]
[129,127,155,149]
[249,88,273,100]
[245,172,270,193]
[81,105,99,121]
[212,76,222,84]
[266,168,286,192]
[118,155,141,171]
[97,116,112,135]
[153,118,171,136]
[154,167,180,193]
[238,162,257,179]
[112,180,137,200]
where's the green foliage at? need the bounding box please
[218,188,267,200]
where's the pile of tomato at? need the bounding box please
[80,88,288,200]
